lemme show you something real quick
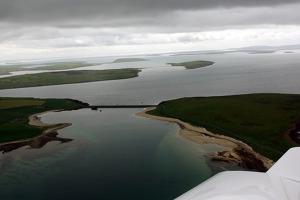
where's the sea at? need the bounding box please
[0,50,300,199]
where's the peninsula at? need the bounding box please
[137,93,300,171]
[0,97,87,144]
[0,68,140,90]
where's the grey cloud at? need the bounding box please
[0,0,299,27]
[1,0,300,52]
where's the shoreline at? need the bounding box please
[0,110,72,153]
[28,110,72,135]
[285,119,300,146]
[135,107,274,171]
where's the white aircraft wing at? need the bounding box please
[175,147,300,200]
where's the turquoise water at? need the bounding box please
[0,109,234,199]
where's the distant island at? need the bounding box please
[137,93,300,171]
[112,58,147,63]
[0,68,140,90]
[168,60,214,69]
[0,61,99,75]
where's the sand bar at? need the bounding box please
[28,110,63,127]
[28,110,72,135]
[136,107,274,170]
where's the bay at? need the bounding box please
[0,109,232,199]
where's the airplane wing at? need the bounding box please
[175,147,300,200]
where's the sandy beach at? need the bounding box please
[28,110,72,135]
[28,110,62,127]
[136,107,274,171]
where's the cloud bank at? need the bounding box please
[1,0,300,61]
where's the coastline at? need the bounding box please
[0,110,72,153]
[136,107,274,171]
[28,110,72,135]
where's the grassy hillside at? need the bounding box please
[0,68,140,90]
[0,97,85,143]
[148,94,300,160]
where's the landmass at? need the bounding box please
[136,108,273,172]
[29,61,99,70]
[0,68,141,90]
[137,94,300,171]
[112,58,147,63]
[0,115,73,154]
[0,97,88,145]
[0,61,98,75]
[246,50,276,54]
[168,60,214,69]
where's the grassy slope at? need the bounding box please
[148,94,300,160]
[168,60,214,69]
[0,99,45,109]
[0,98,84,143]
[0,69,140,90]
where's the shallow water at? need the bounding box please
[0,109,235,200]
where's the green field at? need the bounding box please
[0,69,140,90]
[148,94,300,160]
[168,60,214,69]
[0,99,45,109]
[0,98,84,143]
[0,62,98,75]
[112,58,147,63]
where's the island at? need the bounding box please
[0,61,99,75]
[112,58,147,63]
[29,61,99,70]
[136,93,300,171]
[168,60,214,69]
[0,68,141,90]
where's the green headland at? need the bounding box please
[0,68,140,90]
[0,98,86,143]
[147,93,300,160]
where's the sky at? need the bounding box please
[1,0,300,62]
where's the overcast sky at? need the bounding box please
[1,0,300,61]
